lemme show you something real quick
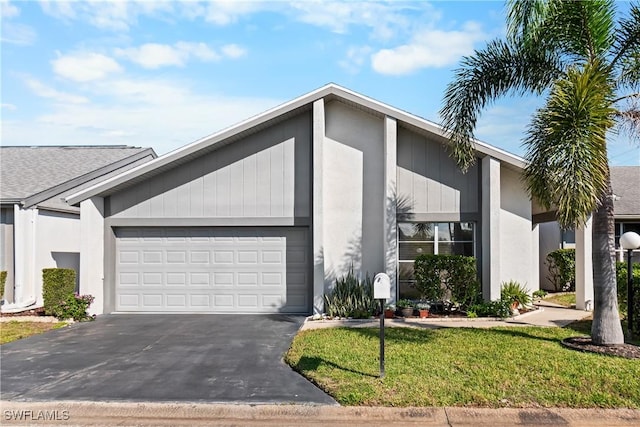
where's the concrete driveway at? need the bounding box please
[0,314,336,405]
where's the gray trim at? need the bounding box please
[103,226,117,314]
[396,212,480,223]
[66,84,526,206]
[105,217,311,228]
[24,149,156,208]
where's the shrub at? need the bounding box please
[42,268,76,317]
[533,289,548,299]
[466,300,512,319]
[616,261,640,333]
[0,270,6,299]
[500,281,531,307]
[413,254,480,309]
[396,299,414,309]
[546,249,575,292]
[57,293,95,321]
[323,268,375,318]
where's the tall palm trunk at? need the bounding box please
[591,173,624,345]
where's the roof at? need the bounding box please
[66,84,526,206]
[611,166,640,218]
[1,145,156,210]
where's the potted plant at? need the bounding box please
[396,299,414,317]
[500,281,532,315]
[384,303,396,319]
[416,302,430,318]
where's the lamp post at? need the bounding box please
[620,231,640,339]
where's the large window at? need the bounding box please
[398,222,475,299]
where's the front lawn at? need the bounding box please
[0,321,66,344]
[285,323,640,407]
[544,292,576,307]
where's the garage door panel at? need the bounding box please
[115,227,309,313]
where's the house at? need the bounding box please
[0,145,156,310]
[538,166,640,292]
[66,84,539,315]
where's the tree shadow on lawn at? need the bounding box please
[290,355,378,378]
[342,325,439,344]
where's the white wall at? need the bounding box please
[80,197,105,315]
[538,221,562,290]
[499,165,536,293]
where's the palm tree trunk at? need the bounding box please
[591,174,624,345]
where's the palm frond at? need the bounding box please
[524,62,615,228]
[611,2,640,88]
[440,40,562,171]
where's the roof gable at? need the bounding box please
[66,84,525,206]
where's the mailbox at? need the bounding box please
[373,272,391,300]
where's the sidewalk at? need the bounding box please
[1,401,638,426]
[300,302,591,331]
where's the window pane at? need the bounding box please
[398,222,435,241]
[398,261,415,280]
[399,242,435,261]
[437,242,474,256]
[399,281,420,300]
[438,222,473,241]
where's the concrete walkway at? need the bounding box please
[301,301,592,331]
[1,401,638,426]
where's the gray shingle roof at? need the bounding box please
[0,146,150,201]
[611,166,640,217]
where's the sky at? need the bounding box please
[1,0,639,166]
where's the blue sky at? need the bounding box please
[2,0,638,165]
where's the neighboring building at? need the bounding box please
[0,146,156,309]
[537,166,640,291]
[67,84,539,316]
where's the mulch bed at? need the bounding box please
[0,307,46,317]
[561,336,640,359]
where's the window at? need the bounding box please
[398,222,474,299]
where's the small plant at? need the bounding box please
[56,293,95,321]
[323,268,375,318]
[0,270,6,300]
[467,300,512,319]
[416,302,430,310]
[500,281,531,307]
[396,299,414,309]
[533,289,548,299]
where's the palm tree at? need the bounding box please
[440,0,639,344]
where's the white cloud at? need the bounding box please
[371,22,487,75]
[115,42,245,69]
[1,0,20,18]
[202,1,263,25]
[52,52,123,82]
[1,22,37,45]
[24,77,89,104]
[339,46,372,74]
[4,75,283,155]
[221,43,246,59]
[2,103,17,110]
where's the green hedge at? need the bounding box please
[546,248,575,292]
[413,254,480,309]
[616,261,640,333]
[0,270,6,299]
[42,268,76,317]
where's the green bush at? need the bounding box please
[616,261,640,333]
[0,270,6,299]
[466,300,512,319]
[42,268,76,317]
[57,293,95,321]
[323,268,375,318]
[546,248,575,292]
[413,254,480,309]
[500,280,531,307]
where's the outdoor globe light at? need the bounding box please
[619,231,640,340]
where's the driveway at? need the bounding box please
[0,314,336,405]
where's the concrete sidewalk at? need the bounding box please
[1,401,639,426]
[301,302,591,331]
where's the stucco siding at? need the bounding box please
[323,100,384,283]
[108,112,311,220]
[397,127,479,215]
[1,207,15,301]
[499,165,535,292]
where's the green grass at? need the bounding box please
[544,292,576,307]
[0,321,66,344]
[285,323,640,408]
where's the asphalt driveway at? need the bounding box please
[0,314,336,405]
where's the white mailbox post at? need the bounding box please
[373,272,391,378]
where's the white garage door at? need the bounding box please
[115,227,310,313]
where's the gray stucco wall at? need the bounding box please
[1,207,14,301]
[397,127,479,217]
[108,112,311,220]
